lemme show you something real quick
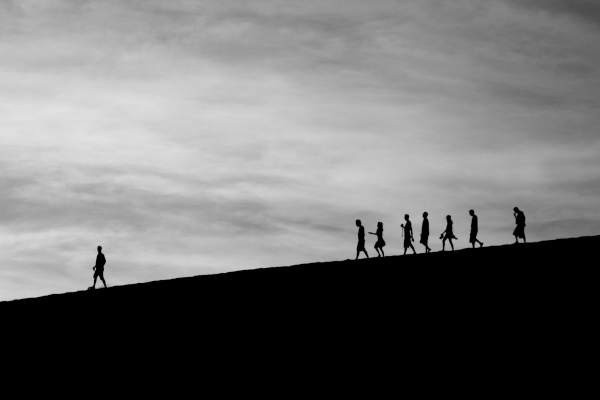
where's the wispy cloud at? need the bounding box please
[1,0,600,300]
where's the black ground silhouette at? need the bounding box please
[3,236,596,322]
[3,236,595,390]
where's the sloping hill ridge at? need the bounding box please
[3,236,597,316]
[3,236,596,387]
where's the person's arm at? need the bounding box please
[368,232,376,235]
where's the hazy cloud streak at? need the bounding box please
[1,0,599,300]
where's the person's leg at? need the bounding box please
[523,233,526,243]
[363,249,369,258]
[92,273,98,289]
[449,239,454,251]
[477,239,483,247]
[356,249,360,260]
[410,244,416,254]
[99,272,107,288]
[381,247,385,257]
[442,238,446,251]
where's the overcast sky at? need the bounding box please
[1,0,599,300]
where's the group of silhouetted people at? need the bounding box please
[355,207,526,260]
[84,207,527,289]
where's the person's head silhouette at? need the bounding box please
[469,209,475,216]
[446,215,452,222]
[423,212,428,218]
[404,214,410,222]
[356,219,362,227]
[513,207,520,213]
[97,245,102,253]
[377,221,383,229]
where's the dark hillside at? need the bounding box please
[4,236,595,327]
[3,237,596,390]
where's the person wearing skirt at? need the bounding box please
[441,215,457,251]
[420,212,431,253]
[369,221,386,257]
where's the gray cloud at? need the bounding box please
[503,0,600,28]
[531,218,600,239]
[1,0,600,300]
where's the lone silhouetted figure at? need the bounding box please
[369,221,386,257]
[420,212,431,253]
[469,209,484,248]
[355,219,369,260]
[401,214,417,255]
[90,246,107,290]
[441,215,456,251]
[513,207,526,244]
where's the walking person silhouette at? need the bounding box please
[401,214,417,255]
[469,209,484,248]
[420,212,431,253]
[89,246,107,290]
[513,207,526,244]
[369,221,386,257]
[440,215,457,251]
[355,219,369,260]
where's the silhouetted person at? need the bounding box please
[369,221,386,257]
[401,214,417,255]
[469,209,484,248]
[440,215,456,251]
[355,219,369,260]
[513,207,526,244]
[90,246,107,290]
[420,212,431,253]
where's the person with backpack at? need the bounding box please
[513,207,526,244]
